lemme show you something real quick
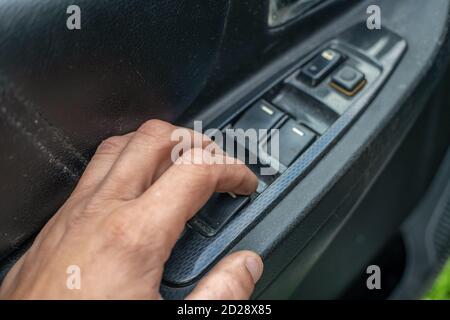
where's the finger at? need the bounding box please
[73,133,134,194]
[132,148,258,253]
[98,120,212,200]
[187,251,264,300]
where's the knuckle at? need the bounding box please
[137,119,173,138]
[132,120,176,151]
[96,136,128,155]
[179,149,215,174]
[181,148,211,164]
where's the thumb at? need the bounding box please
[186,251,263,300]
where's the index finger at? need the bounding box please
[132,147,258,256]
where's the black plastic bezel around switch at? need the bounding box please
[288,44,382,116]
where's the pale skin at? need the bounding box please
[0,120,263,300]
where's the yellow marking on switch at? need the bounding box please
[292,127,305,137]
[330,79,367,97]
[228,192,237,199]
[322,50,335,61]
[261,105,274,116]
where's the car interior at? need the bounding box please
[0,0,450,299]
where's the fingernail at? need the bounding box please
[245,256,263,283]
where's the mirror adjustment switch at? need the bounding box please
[189,193,250,237]
[234,100,284,132]
[266,119,316,167]
[330,66,366,96]
[299,49,343,87]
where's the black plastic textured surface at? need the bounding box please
[163,24,407,286]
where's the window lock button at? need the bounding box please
[330,66,366,96]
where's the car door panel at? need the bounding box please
[0,0,449,300]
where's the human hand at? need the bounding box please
[0,120,263,300]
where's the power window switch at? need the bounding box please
[189,193,250,237]
[234,100,284,133]
[221,130,280,186]
[265,119,316,167]
[299,49,343,87]
[330,66,366,97]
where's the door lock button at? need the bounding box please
[331,66,366,96]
